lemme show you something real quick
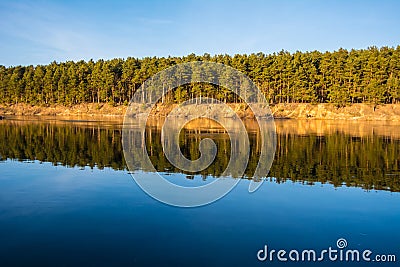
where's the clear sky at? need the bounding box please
[0,0,399,66]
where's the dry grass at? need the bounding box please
[1,103,399,121]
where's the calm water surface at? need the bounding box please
[0,117,399,266]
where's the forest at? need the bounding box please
[0,46,399,106]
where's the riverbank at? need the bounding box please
[1,103,400,121]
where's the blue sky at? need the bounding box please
[0,0,399,66]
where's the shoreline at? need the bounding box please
[1,103,400,121]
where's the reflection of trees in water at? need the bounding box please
[273,133,400,191]
[0,121,125,170]
[0,120,399,192]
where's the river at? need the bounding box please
[0,117,399,266]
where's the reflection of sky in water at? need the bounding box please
[0,160,399,266]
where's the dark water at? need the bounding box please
[0,117,399,266]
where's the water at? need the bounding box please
[0,117,399,266]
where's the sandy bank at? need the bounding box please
[0,103,399,121]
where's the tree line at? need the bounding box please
[1,46,399,106]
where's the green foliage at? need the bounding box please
[0,46,399,105]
